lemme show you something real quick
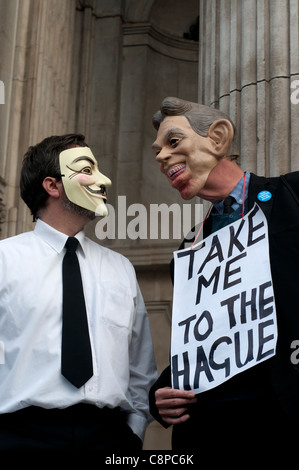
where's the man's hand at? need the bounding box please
[155,387,197,425]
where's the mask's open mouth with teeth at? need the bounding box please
[167,164,186,181]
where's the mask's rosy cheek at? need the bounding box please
[77,174,91,185]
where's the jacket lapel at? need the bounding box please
[246,173,277,224]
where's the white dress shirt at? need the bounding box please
[0,219,157,440]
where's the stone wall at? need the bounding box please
[0,0,199,450]
[198,0,299,176]
[0,0,81,237]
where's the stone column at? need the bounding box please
[0,0,82,238]
[198,0,299,176]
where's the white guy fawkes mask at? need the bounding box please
[59,147,111,216]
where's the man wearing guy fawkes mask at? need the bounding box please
[0,134,157,451]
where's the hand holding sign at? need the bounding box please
[154,387,197,425]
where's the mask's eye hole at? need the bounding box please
[81,167,92,175]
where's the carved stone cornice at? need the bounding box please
[123,22,198,62]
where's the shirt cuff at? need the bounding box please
[127,412,149,441]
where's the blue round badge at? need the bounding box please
[257,190,272,202]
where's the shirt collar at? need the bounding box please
[34,219,86,255]
[213,171,251,214]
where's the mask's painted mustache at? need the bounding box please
[85,185,107,197]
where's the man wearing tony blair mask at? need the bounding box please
[0,134,157,450]
[149,97,299,452]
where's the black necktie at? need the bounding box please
[61,237,93,388]
[223,196,235,214]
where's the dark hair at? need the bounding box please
[20,133,88,221]
[153,97,238,159]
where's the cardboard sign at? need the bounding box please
[171,204,277,393]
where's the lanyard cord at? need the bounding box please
[190,204,213,249]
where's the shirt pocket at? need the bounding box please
[98,282,135,330]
